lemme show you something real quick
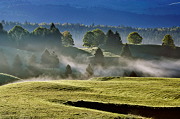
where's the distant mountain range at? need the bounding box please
[0,0,180,27]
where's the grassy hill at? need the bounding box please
[0,73,21,85]
[0,77,179,118]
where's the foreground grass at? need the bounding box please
[0,77,179,118]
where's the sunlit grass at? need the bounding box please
[0,77,179,118]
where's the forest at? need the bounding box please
[0,21,179,81]
[1,20,180,46]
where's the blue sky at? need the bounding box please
[0,0,179,27]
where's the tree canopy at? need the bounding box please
[104,30,122,49]
[162,34,175,49]
[127,32,143,44]
[62,31,74,47]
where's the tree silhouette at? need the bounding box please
[0,50,10,73]
[162,34,175,48]
[65,64,72,77]
[62,31,74,47]
[94,47,104,66]
[127,32,143,44]
[41,49,51,67]
[86,64,94,77]
[129,71,138,77]
[121,43,132,58]
[50,23,56,30]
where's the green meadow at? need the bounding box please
[0,77,179,119]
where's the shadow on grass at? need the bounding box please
[64,100,180,119]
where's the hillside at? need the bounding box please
[0,73,21,85]
[0,77,179,118]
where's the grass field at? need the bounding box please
[0,77,179,118]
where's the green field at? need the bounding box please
[0,77,179,119]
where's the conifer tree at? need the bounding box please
[50,23,56,30]
[51,51,60,68]
[120,43,132,58]
[162,34,175,48]
[86,64,94,77]
[65,64,72,76]
[28,54,36,67]
[62,31,74,47]
[94,47,104,65]
[41,49,51,67]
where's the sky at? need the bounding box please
[0,0,180,27]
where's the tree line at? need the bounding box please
[1,20,180,46]
[0,23,74,51]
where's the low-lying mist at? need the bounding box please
[51,56,180,78]
[9,55,180,85]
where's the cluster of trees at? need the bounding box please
[83,29,122,49]
[0,23,74,51]
[2,21,180,46]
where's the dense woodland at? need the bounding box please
[1,21,180,46]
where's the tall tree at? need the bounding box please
[104,30,122,49]
[94,47,104,66]
[92,29,105,46]
[8,25,29,47]
[0,23,8,46]
[62,31,74,47]
[162,34,175,48]
[65,64,72,76]
[86,64,94,77]
[0,23,3,31]
[127,32,143,44]
[41,49,51,67]
[161,34,176,57]
[50,23,56,30]
[50,51,60,68]
[83,31,95,47]
[28,54,37,67]
[121,43,132,58]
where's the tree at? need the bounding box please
[41,49,51,67]
[8,25,29,47]
[161,34,176,57]
[0,50,10,73]
[129,71,138,77]
[0,23,8,46]
[62,31,74,47]
[94,47,104,65]
[127,32,143,44]
[12,54,23,76]
[86,64,94,77]
[83,31,95,47]
[65,64,72,76]
[83,29,106,47]
[50,23,56,30]
[0,23,3,31]
[28,54,37,67]
[162,34,175,48]
[121,43,132,57]
[104,30,122,49]
[92,29,105,46]
[50,51,60,68]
